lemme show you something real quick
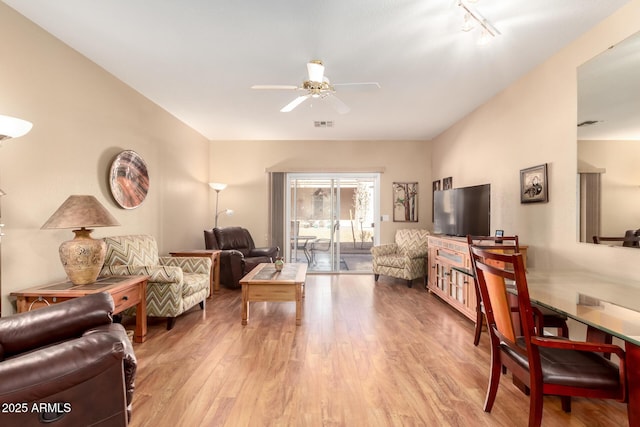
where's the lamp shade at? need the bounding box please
[209,182,227,191]
[0,114,33,141]
[42,195,120,230]
[42,195,120,285]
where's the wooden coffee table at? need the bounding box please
[11,275,149,343]
[240,263,307,326]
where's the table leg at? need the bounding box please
[134,280,148,343]
[295,283,302,326]
[626,342,640,426]
[242,284,248,325]
[213,252,220,293]
[16,297,27,313]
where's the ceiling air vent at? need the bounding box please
[314,121,334,128]
[577,120,600,127]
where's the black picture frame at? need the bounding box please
[442,177,453,190]
[495,229,504,243]
[520,163,548,203]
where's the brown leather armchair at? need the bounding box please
[0,292,136,426]
[204,226,279,289]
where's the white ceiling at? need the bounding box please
[3,0,629,141]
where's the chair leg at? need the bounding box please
[484,346,502,412]
[167,317,177,330]
[407,279,413,288]
[199,300,205,310]
[474,310,483,346]
[374,274,380,281]
[528,386,544,427]
[561,396,571,413]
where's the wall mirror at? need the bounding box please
[577,31,640,248]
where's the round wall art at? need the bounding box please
[109,150,149,209]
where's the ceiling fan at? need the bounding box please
[251,60,380,114]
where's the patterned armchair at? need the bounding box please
[371,229,429,288]
[100,235,211,330]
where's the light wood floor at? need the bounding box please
[128,274,627,427]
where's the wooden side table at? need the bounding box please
[169,249,221,296]
[10,275,149,343]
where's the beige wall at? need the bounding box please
[431,1,640,281]
[208,140,432,247]
[0,4,210,313]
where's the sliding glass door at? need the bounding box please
[286,173,379,273]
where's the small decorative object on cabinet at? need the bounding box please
[274,256,284,271]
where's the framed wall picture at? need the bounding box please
[442,177,453,190]
[393,182,418,222]
[432,180,441,221]
[520,163,548,203]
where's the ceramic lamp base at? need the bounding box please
[59,228,106,285]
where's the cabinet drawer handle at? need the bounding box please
[122,295,129,301]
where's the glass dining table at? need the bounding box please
[525,269,640,425]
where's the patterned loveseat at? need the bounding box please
[100,235,211,330]
[371,229,430,288]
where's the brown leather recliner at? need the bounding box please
[0,292,136,426]
[204,226,279,289]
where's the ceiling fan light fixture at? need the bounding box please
[307,60,325,83]
[461,13,474,32]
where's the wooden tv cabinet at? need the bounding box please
[426,235,527,322]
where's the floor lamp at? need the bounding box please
[0,114,32,316]
[209,182,227,227]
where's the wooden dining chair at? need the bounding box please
[469,247,627,427]
[466,235,569,346]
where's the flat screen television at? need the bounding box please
[433,184,490,237]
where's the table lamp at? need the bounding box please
[42,195,120,285]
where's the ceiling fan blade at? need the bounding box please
[332,82,381,91]
[251,85,299,90]
[324,94,350,114]
[281,95,310,112]
[307,61,325,83]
